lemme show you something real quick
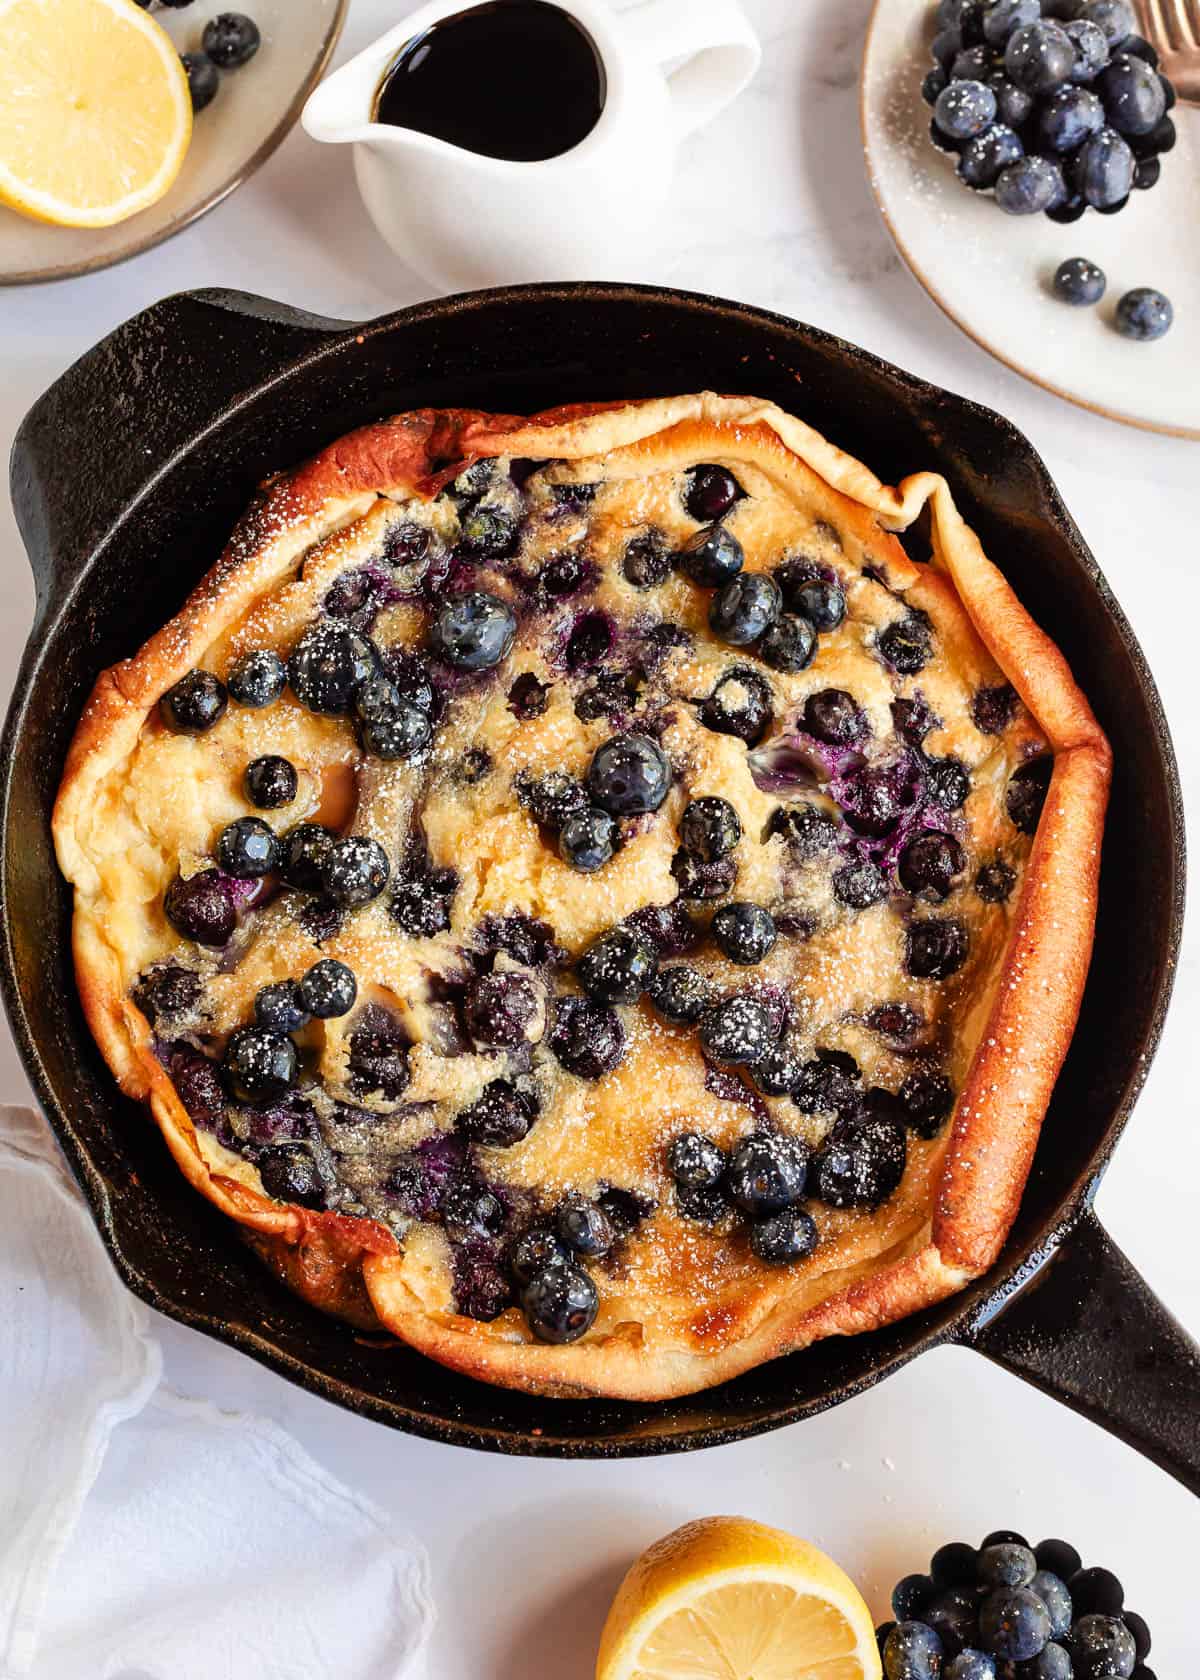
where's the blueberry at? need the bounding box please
[1029,1573,1072,1639]
[668,1132,727,1189]
[794,1049,861,1114]
[299,958,356,1019]
[164,870,237,946]
[1068,1569,1124,1618]
[510,1227,570,1282]
[216,816,279,879]
[322,835,390,907]
[983,0,1042,42]
[834,860,888,910]
[1007,758,1052,833]
[623,529,671,588]
[933,1545,981,1589]
[458,1079,536,1147]
[710,571,782,646]
[564,610,614,673]
[650,965,717,1026]
[895,694,941,742]
[1005,20,1076,89]
[521,1262,598,1342]
[442,1183,507,1242]
[879,1623,899,1660]
[553,1194,613,1257]
[181,51,219,112]
[751,1205,819,1264]
[922,762,972,834]
[980,1588,1052,1661]
[933,27,966,70]
[1054,256,1106,303]
[747,1040,800,1095]
[549,996,625,1079]
[244,754,298,809]
[926,1588,981,1657]
[685,464,743,521]
[676,1182,730,1222]
[1080,0,1135,44]
[508,672,550,719]
[222,1026,298,1103]
[989,71,1035,124]
[1047,193,1088,221]
[996,155,1068,212]
[900,1070,955,1137]
[792,576,847,630]
[936,78,999,138]
[627,902,701,959]
[384,520,432,573]
[727,1132,808,1216]
[578,927,657,1004]
[712,902,777,966]
[1065,18,1111,79]
[1115,287,1173,340]
[898,832,966,899]
[279,823,336,891]
[1132,155,1160,188]
[258,1148,323,1209]
[1074,126,1135,206]
[699,995,776,1067]
[133,962,202,1024]
[698,665,774,745]
[160,669,227,733]
[905,918,969,980]
[1039,85,1105,150]
[1121,1613,1150,1662]
[811,1111,907,1208]
[559,807,619,872]
[1070,1615,1135,1678]
[804,686,869,745]
[979,1545,1037,1591]
[680,797,742,862]
[1133,112,1174,153]
[982,1531,1029,1550]
[1122,33,1158,64]
[1100,53,1167,131]
[1030,1641,1074,1679]
[347,1017,410,1100]
[459,504,520,558]
[755,614,816,674]
[538,551,587,599]
[464,972,537,1047]
[517,769,589,829]
[895,1576,938,1622]
[945,1656,997,1680]
[202,12,260,66]
[767,804,839,860]
[958,123,1025,186]
[254,980,310,1034]
[679,525,745,587]
[884,1621,944,1680]
[361,700,433,760]
[953,44,999,80]
[587,731,671,816]
[925,65,950,104]
[289,623,378,714]
[228,648,285,707]
[1034,1542,1082,1582]
[431,591,516,671]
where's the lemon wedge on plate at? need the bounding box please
[597,1516,882,1680]
[0,0,191,228]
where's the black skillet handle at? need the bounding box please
[962,1208,1200,1494]
[9,288,354,626]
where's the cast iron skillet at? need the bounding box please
[4,284,1196,1474]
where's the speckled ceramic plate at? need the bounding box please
[0,0,347,286]
[861,0,1200,440]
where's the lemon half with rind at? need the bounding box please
[0,0,191,228]
[597,1516,882,1680]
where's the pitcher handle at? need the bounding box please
[622,0,761,139]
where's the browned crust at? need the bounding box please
[53,393,1110,1400]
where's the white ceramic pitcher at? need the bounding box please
[302,0,760,292]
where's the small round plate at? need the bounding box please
[0,0,347,287]
[861,0,1200,439]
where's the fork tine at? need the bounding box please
[1131,0,1157,38]
[1171,0,1200,49]
[1145,0,1182,50]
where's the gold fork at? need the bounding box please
[1133,0,1200,101]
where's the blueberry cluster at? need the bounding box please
[516,727,672,873]
[1052,259,1174,339]
[878,1531,1156,1680]
[510,1188,650,1342]
[221,958,357,1108]
[923,0,1177,221]
[160,10,262,116]
[668,1130,820,1262]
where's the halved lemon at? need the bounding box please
[596,1516,882,1680]
[0,0,192,228]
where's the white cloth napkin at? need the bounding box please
[0,1105,433,1680]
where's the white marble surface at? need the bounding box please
[2,1,1198,1673]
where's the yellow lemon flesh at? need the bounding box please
[0,0,191,228]
[597,1516,883,1680]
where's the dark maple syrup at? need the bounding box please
[373,0,607,163]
